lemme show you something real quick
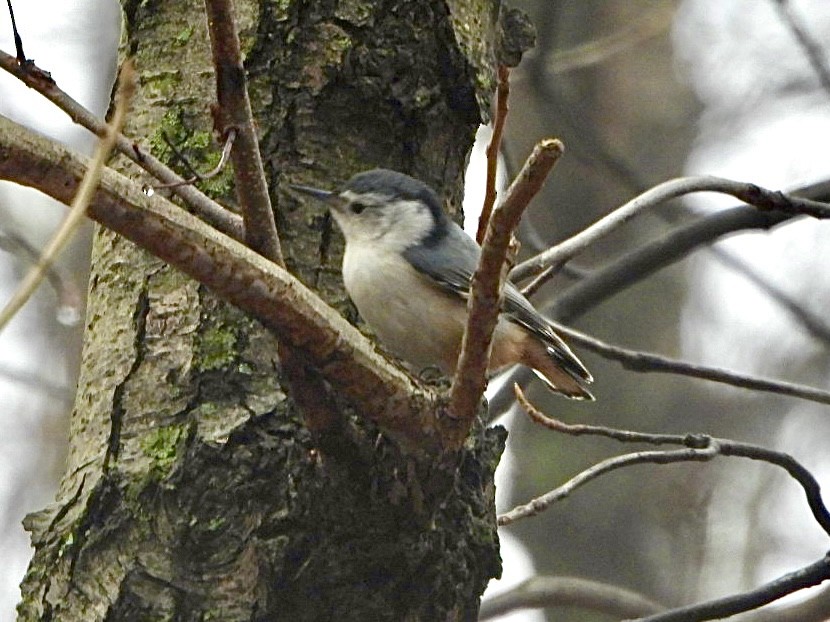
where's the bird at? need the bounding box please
[290,168,593,400]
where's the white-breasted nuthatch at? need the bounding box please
[290,168,594,400]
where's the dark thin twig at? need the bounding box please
[509,385,830,536]
[550,320,830,406]
[5,0,25,61]
[634,553,830,622]
[477,65,510,244]
[149,129,237,192]
[771,0,830,98]
[447,139,564,445]
[0,48,244,241]
[204,0,282,264]
[160,131,204,179]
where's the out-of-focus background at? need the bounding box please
[2,1,829,621]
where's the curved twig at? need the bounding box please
[511,176,830,282]
[508,386,830,536]
[479,576,665,620]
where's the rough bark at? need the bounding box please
[17,0,505,620]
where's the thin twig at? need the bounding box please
[519,263,559,297]
[149,128,237,191]
[509,385,830,536]
[550,321,830,407]
[771,0,830,98]
[498,442,719,526]
[447,139,564,445]
[479,576,665,620]
[634,553,830,622]
[477,65,510,244]
[0,60,135,331]
[0,47,244,241]
[204,0,282,264]
[510,176,830,282]
[5,0,25,61]
[515,385,705,446]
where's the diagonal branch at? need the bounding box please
[476,65,510,244]
[548,205,790,322]
[204,0,282,263]
[0,114,446,452]
[511,176,830,282]
[770,0,830,98]
[447,139,564,445]
[635,553,830,622]
[498,441,719,526]
[0,48,244,241]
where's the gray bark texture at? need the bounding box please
[16,0,506,620]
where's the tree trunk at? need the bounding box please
[17,1,505,620]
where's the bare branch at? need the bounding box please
[0,47,244,241]
[479,576,665,620]
[635,553,830,622]
[498,441,719,526]
[447,139,564,445]
[0,60,134,331]
[204,0,282,263]
[477,65,510,244]
[509,386,830,536]
[0,115,447,452]
[548,205,789,322]
[511,176,830,282]
[550,321,830,407]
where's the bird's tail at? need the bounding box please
[521,339,594,401]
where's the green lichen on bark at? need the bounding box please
[140,423,188,474]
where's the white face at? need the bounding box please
[330,190,436,253]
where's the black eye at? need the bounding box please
[350,202,367,214]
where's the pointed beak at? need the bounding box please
[288,183,339,205]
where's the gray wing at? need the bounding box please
[402,223,592,383]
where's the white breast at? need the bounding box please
[342,243,467,372]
